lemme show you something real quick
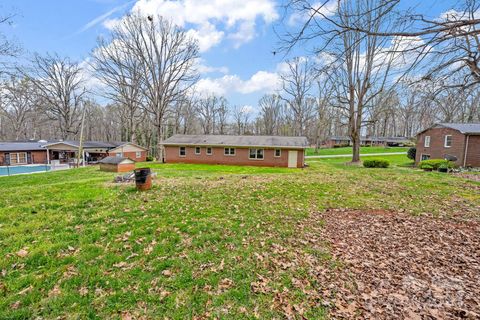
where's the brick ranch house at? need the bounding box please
[415,123,480,167]
[0,141,48,166]
[323,136,411,148]
[0,140,148,166]
[162,135,309,168]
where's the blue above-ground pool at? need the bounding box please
[0,165,51,176]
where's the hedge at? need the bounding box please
[363,158,390,168]
[418,159,454,170]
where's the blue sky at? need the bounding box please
[1,0,457,109]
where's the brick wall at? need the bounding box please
[415,128,466,166]
[0,150,47,166]
[464,135,480,167]
[164,146,305,168]
[100,163,136,173]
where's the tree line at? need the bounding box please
[1,2,480,161]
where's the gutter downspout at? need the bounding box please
[463,135,470,167]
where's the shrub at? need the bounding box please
[407,147,416,160]
[418,159,454,170]
[422,164,433,171]
[363,158,390,168]
[146,156,154,162]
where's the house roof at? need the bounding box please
[162,135,310,148]
[0,141,47,152]
[99,156,134,165]
[43,140,124,149]
[109,142,149,152]
[328,136,411,143]
[436,123,480,135]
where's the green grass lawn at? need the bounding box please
[306,146,409,156]
[0,158,478,318]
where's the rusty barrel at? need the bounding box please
[134,168,152,191]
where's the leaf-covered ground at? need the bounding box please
[0,158,479,318]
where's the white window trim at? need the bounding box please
[224,147,236,156]
[274,149,281,157]
[249,148,265,160]
[10,152,27,165]
[444,135,452,148]
[195,146,201,155]
[116,153,123,158]
[179,146,186,157]
[424,136,430,148]
[421,154,430,161]
[206,147,213,156]
[135,151,142,159]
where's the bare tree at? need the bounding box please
[23,53,86,140]
[258,94,283,135]
[232,105,251,135]
[279,57,316,136]
[0,76,38,139]
[114,13,199,160]
[91,34,144,143]
[284,0,413,162]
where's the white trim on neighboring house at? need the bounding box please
[424,136,430,147]
[206,147,212,155]
[274,149,281,157]
[464,135,470,167]
[195,146,201,155]
[444,135,452,148]
[135,151,142,159]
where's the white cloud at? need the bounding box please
[195,58,229,75]
[288,1,337,26]
[185,23,225,52]
[194,69,281,96]
[106,0,279,52]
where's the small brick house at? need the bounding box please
[415,123,480,167]
[99,156,136,172]
[108,143,148,162]
[0,142,48,166]
[162,135,309,168]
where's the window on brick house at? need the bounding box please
[444,135,452,148]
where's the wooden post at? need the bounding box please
[77,105,87,168]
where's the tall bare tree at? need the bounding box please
[23,53,86,140]
[91,34,144,143]
[114,13,199,160]
[279,57,316,136]
[258,94,283,135]
[0,76,38,139]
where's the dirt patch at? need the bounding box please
[453,172,480,183]
[313,209,480,319]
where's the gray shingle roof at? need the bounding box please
[45,141,124,149]
[438,123,480,134]
[99,156,134,164]
[162,135,309,148]
[0,141,46,152]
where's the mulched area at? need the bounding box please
[313,209,480,319]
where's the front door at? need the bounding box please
[288,151,298,168]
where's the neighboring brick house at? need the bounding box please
[323,136,411,148]
[108,143,148,162]
[415,123,480,167]
[162,135,309,168]
[0,140,149,166]
[0,141,48,166]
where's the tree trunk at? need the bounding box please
[156,125,164,162]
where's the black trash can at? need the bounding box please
[135,168,152,191]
